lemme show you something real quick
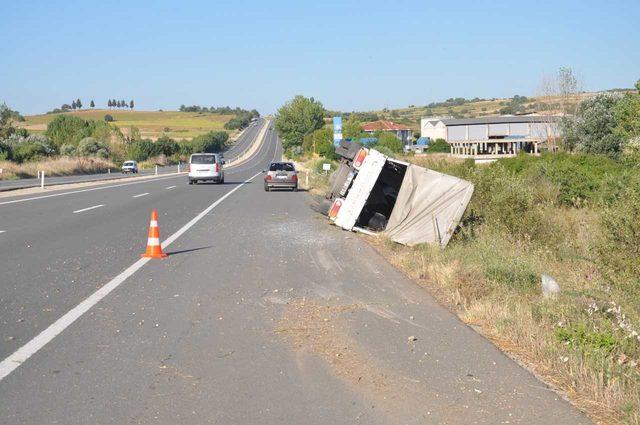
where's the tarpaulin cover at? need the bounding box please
[383,164,474,248]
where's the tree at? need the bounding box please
[376,132,403,153]
[76,98,82,109]
[77,137,110,158]
[614,79,640,142]
[90,100,95,108]
[561,93,623,157]
[121,100,126,108]
[107,99,112,108]
[71,100,77,110]
[129,100,134,109]
[537,67,581,150]
[117,100,122,108]
[275,95,325,150]
[343,116,364,140]
[45,114,93,148]
[0,103,15,139]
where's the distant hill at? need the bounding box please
[18,109,235,140]
[350,90,634,130]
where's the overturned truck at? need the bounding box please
[324,141,474,248]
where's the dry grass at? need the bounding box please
[367,211,639,425]
[0,156,116,179]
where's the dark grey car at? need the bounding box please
[263,162,298,191]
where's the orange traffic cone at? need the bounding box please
[141,209,167,259]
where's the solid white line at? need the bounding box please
[0,174,183,206]
[0,230,5,234]
[165,185,176,189]
[0,171,261,382]
[72,204,104,214]
[132,192,149,198]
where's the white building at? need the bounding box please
[420,115,561,160]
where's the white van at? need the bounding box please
[188,153,225,184]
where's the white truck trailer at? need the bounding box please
[325,144,474,248]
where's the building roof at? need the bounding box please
[362,120,412,131]
[436,116,561,126]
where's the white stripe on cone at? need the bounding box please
[150,220,158,227]
[147,237,160,246]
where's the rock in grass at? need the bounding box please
[541,274,560,298]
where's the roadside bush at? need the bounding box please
[59,143,76,156]
[127,139,156,161]
[426,138,450,153]
[598,183,640,280]
[190,131,228,153]
[465,164,544,239]
[3,134,56,163]
[104,114,114,122]
[77,137,110,158]
[45,115,93,148]
[561,93,623,157]
[376,132,403,153]
[154,135,179,157]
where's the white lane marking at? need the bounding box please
[0,171,261,382]
[0,230,5,234]
[165,185,176,189]
[72,204,105,214]
[0,174,183,206]
[132,192,149,198]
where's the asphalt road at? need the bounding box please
[0,118,590,424]
[0,120,263,192]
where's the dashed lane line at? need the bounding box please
[72,204,105,214]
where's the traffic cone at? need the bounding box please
[141,209,167,259]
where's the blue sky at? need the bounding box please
[1,0,638,115]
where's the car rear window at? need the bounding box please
[269,163,295,172]
[124,162,134,166]
[191,155,216,164]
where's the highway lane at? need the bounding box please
[0,118,589,423]
[0,119,264,192]
[0,120,277,361]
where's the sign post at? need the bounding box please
[333,116,342,147]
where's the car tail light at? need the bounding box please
[265,174,272,181]
[328,198,343,220]
[291,173,298,182]
[353,148,368,169]
[214,163,220,173]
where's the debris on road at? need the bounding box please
[321,141,474,248]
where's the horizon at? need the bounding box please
[2,0,639,116]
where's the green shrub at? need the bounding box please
[426,138,450,153]
[77,137,110,158]
[598,183,640,280]
[59,143,76,156]
[555,324,618,353]
[104,114,114,122]
[376,132,403,153]
[191,131,228,153]
[127,139,156,161]
[155,135,179,156]
[45,115,93,148]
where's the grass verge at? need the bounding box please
[311,151,640,424]
[0,156,116,179]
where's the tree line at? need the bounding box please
[47,99,134,114]
[108,99,134,109]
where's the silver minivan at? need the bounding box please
[188,153,225,184]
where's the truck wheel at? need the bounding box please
[264,183,269,192]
